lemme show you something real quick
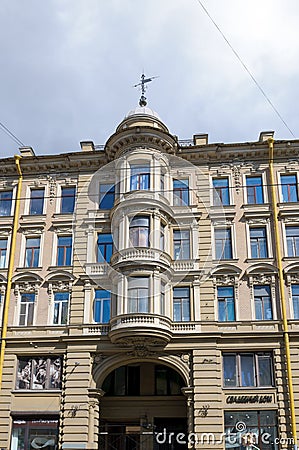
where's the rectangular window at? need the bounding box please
[155,365,183,395]
[281,174,298,202]
[292,285,299,319]
[286,226,299,257]
[103,365,140,396]
[173,179,189,206]
[160,223,165,251]
[173,230,190,260]
[29,188,45,215]
[130,164,150,190]
[56,236,72,266]
[254,285,273,320]
[224,411,278,450]
[94,289,111,323]
[250,226,268,258]
[99,183,115,209]
[16,356,62,390]
[0,190,13,216]
[128,277,149,313]
[223,352,273,387]
[11,418,59,450]
[61,186,76,213]
[173,287,190,322]
[53,292,69,325]
[97,233,113,262]
[217,286,235,321]
[25,237,40,267]
[19,293,35,326]
[129,216,149,247]
[213,178,230,206]
[214,228,232,260]
[0,238,8,268]
[246,175,264,204]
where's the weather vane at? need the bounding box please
[134,73,159,107]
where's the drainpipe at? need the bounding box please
[0,155,22,391]
[268,138,297,449]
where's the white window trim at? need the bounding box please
[213,276,239,321]
[243,171,267,205]
[172,227,192,260]
[249,275,277,321]
[212,222,236,260]
[20,232,44,268]
[52,232,73,267]
[278,171,299,203]
[210,174,233,207]
[246,221,273,259]
[282,221,299,258]
[24,184,47,216]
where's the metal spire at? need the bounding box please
[133,73,159,107]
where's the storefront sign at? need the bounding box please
[226,395,273,404]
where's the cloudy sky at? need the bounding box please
[0,0,298,158]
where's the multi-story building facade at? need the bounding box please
[1,99,299,450]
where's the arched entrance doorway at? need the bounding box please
[98,362,188,450]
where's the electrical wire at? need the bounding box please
[194,0,296,138]
[0,180,298,202]
[0,121,25,147]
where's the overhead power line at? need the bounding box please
[195,0,296,138]
[0,120,25,147]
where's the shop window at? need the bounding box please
[11,418,59,450]
[224,410,278,449]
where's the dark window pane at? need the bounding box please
[281,174,298,202]
[130,164,150,190]
[223,354,236,386]
[99,184,115,209]
[0,190,12,216]
[173,179,189,206]
[213,178,230,205]
[246,176,264,204]
[240,354,255,386]
[61,187,76,213]
[29,189,44,215]
[258,354,272,386]
[94,290,111,323]
[57,236,72,266]
[97,233,113,262]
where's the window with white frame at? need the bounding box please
[0,238,8,268]
[246,175,264,204]
[0,190,13,216]
[129,216,150,247]
[99,183,115,209]
[280,174,299,202]
[160,281,166,315]
[56,236,72,266]
[249,226,268,258]
[254,285,273,320]
[173,287,190,322]
[24,237,40,267]
[173,179,189,206]
[60,186,76,213]
[29,188,45,215]
[292,284,299,319]
[19,293,35,326]
[286,226,299,257]
[213,177,230,206]
[94,289,111,323]
[53,292,69,325]
[173,229,190,260]
[130,163,150,190]
[217,286,235,321]
[214,228,233,260]
[128,277,149,313]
